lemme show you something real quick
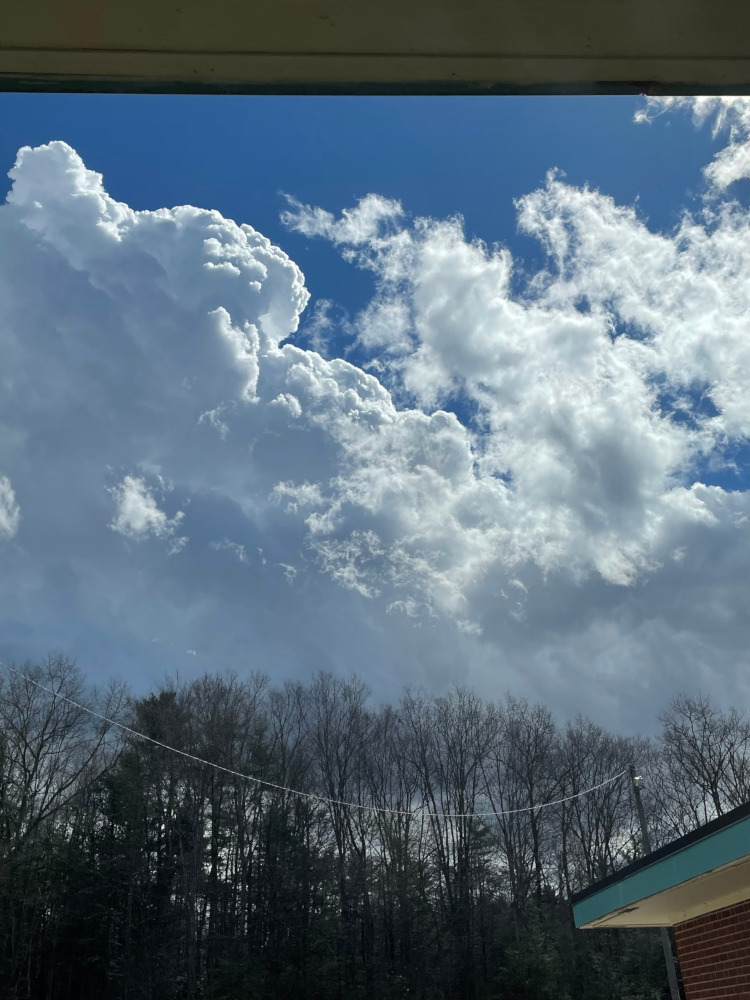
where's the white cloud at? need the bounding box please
[210,538,249,563]
[2,126,750,729]
[281,192,403,246]
[109,475,186,553]
[636,96,750,190]
[0,475,20,539]
[270,480,324,515]
[280,171,745,599]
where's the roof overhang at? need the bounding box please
[3,0,750,96]
[573,807,750,929]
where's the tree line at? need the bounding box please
[1,654,749,1000]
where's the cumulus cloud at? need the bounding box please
[281,192,403,247]
[282,165,750,597]
[2,124,750,729]
[109,475,186,552]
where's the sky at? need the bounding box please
[1,93,750,734]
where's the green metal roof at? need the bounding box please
[572,801,750,929]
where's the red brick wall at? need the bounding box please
[673,898,750,999]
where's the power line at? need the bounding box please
[1,663,629,821]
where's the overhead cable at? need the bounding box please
[1,663,629,820]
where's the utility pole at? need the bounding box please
[629,765,682,1000]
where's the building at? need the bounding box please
[1,0,750,96]
[572,800,750,1000]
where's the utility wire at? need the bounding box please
[1,663,629,821]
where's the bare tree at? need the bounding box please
[0,654,124,854]
[658,693,750,829]
[304,672,374,999]
[0,655,125,998]
[401,686,497,1000]
[557,717,634,892]
[482,696,561,931]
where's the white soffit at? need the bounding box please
[580,855,750,929]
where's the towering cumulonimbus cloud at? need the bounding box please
[2,105,750,727]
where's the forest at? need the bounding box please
[1,654,748,1000]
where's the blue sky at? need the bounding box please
[0,94,716,314]
[2,94,750,732]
